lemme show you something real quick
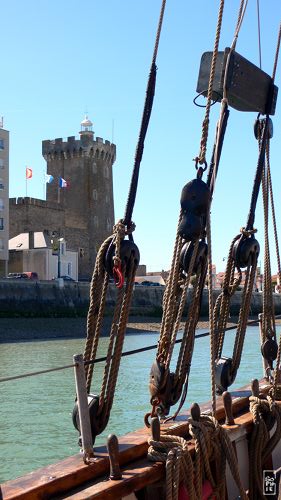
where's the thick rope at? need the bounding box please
[206,211,216,416]
[189,414,248,500]
[148,412,248,500]
[261,146,276,351]
[249,393,281,499]
[148,434,196,500]
[272,22,281,82]
[214,234,241,359]
[123,0,166,225]
[197,0,225,165]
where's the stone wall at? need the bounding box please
[0,280,280,318]
[9,197,65,238]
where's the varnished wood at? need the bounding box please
[107,434,122,480]
[222,391,235,426]
[190,402,200,421]
[57,459,165,499]
[1,380,272,500]
[150,417,160,441]
[251,379,260,397]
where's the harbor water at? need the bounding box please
[0,324,273,483]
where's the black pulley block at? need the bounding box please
[254,117,273,140]
[180,178,211,216]
[261,338,278,368]
[156,371,177,418]
[72,394,110,445]
[180,240,208,274]
[178,213,203,241]
[232,236,260,269]
[104,239,140,277]
[215,357,233,394]
[149,360,167,398]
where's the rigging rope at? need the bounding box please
[73,0,167,446]
[1,315,281,384]
[123,0,166,226]
[147,0,258,422]
[196,0,225,165]
[256,0,262,69]
[249,388,281,499]
[148,406,248,500]
[214,20,281,394]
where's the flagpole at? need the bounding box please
[25,166,27,197]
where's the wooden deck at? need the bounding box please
[1,380,272,500]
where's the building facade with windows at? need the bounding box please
[9,117,116,280]
[0,124,9,276]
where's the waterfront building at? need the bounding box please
[9,231,78,281]
[0,120,9,276]
[9,117,116,280]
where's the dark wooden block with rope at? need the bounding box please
[196,48,278,115]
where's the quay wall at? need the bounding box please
[0,280,281,318]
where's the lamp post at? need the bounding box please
[51,231,65,279]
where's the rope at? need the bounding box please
[246,117,268,231]
[272,22,281,82]
[206,211,216,416]
[261,145,276,352]
[231,0,249,52]
[2,315,281,385]
[249,393,281,499]
[197,0,225,165]
[189,414,248,500]
[148,434,196,500]
[256,0,262,69]
[148,411,248,500]
[123,0,166,226]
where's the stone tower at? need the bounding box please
[42,116,116,279]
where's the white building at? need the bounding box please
[9,231,78,281]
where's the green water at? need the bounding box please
[0,326,271,483]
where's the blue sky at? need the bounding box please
[2,0,281,272]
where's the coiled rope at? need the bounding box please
[249,389,281,499]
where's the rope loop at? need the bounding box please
[240,226,257,237]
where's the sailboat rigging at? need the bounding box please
[2,1,281,499]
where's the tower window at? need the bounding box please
[0,238,3,250]
[0,159,4,169]
[0,218,4,230]
[0,198,4,210]
[107,218,112,231]
[79,247,85,258]
[94,216,99,227]
[0,183,4,190]
[0,140,4,150]
[93,189,98,201]
[104,165,109,179]
[93,162,97,174]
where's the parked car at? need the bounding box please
[22,272,38,280]
[60,275,76,281]
[7,273,28,279]
[140,280,163,287]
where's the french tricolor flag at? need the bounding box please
[59,177,69,188]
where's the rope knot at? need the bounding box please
[240,226,257,237]
[113,220,126,238]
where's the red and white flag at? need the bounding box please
[26,167,33,179]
